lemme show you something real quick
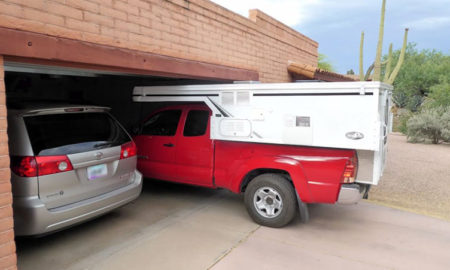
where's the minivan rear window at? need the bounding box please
[24,112,130,156]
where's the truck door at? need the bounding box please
[134,109,182,181]
[174,107,214,187]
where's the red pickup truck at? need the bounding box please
[134,104,365,227]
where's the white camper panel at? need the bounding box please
[133,81,392,185]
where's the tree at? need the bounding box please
[318,53,335,72]
[346,69,355,75]
[393,45,450,143]
[387,43,450,110]
[427,79,450,108]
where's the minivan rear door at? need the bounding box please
[24,110,136,209]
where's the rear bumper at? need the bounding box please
[13,170,143,236]
[337,183,367,204]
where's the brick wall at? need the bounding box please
[0,0,318,82]
[0,56,16,270]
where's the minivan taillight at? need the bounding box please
[11,155,73,177]
[341,155,358,183]
[11,156,38,177]
[120,141,137,159]
[36,156,74,176]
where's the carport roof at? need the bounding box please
[287,61,356,82]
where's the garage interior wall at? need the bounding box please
[0,0,318,82]
[0,57,16,269]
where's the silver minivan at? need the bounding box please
[8,104,142,236]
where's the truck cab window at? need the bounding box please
[142,110,181,136]
[183,110,209,137]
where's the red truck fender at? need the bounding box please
[217,155,313,203]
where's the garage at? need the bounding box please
[0,37,261,269]
[2,57,255,269]
[2,56,258,268]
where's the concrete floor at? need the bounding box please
[16,180,450,270]
[16,181,257,270]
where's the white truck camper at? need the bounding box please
[133,81,392,186]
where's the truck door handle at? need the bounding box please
[163,143,174,147]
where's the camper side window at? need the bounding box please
[142,110,182,136]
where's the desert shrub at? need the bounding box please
[392,91,408,108]
[398,113,411,134]
[393,108,412,133]
[441,109,450,142]
[406,95,424,112]
[406,107,450,144]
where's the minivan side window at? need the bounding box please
[142,110,181,136]
[183,110,209,137]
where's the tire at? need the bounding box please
[244,173,297,228]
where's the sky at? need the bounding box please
[210,0,450,74]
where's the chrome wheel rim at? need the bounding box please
[253,187,283,218]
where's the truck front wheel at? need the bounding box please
[244,174,297,228]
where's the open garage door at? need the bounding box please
[4,61,220,131]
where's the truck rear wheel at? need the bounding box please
[244,173,297,228]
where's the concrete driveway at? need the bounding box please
[17,180,450,270]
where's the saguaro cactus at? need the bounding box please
[359,0,408,84]
[372,0,387,81]
[384,43,393,81]
[385,28,409,84]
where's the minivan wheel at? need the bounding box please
[244,174,297,228]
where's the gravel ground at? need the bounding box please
[369,133,450,221]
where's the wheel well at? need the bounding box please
[240,169,292,193]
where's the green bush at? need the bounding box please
[441,109,450,141]
[392,91,408,108]
[392,108,412,133]
[406,95,424,112]
[406,107,450,144]
[398,113,411,134]
[388,44,450,110]
[427,79,450,108]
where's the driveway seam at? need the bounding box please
[207,225,260,270]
